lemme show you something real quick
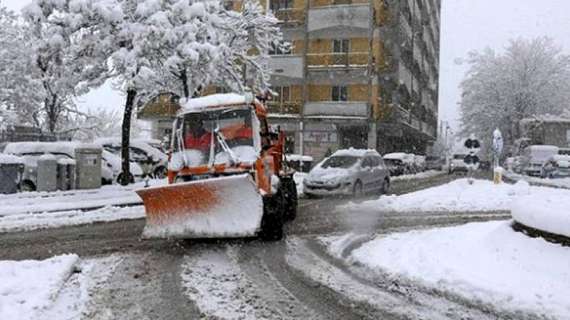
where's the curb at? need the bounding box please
[511,221,570,247]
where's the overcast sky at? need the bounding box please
[3,0,570,133]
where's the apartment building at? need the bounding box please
[267,0,441,160]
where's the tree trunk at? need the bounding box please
[120,89,137,186]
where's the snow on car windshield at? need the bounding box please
[321,156,359,169]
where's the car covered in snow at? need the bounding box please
[519,145,559,177]
[303,148,390,197]
[94,138,168,178]
[2,141,143,190]
[285,154,314,173]
[383,152,414,176]
[541,154,570,178]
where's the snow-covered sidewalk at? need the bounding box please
[0,254,80,320]
[342,178,562,213]
[0,179,165,216]
[332,221,570,319]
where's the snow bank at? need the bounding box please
[504,170,570,189]
[391,170,443,182]
[344,179,539,213]
[345,221,570,319]
[0,205,145,233]
[512,192,570,238]
[0,254,80,320]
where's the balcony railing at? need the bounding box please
[306,52,368,68]
[272,8,305,24]
[267,101,302,114]
[304,101,368,117]
[308,3,369,31]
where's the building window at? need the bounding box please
[269,42,291,55]
[270,0,292,11]
[273,86,291,102]
[215,86,229,94]
[332,39,350,53]
[331,86,348,102]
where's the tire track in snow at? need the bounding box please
[287,237,501,320]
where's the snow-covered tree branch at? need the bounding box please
[459,37,570,150]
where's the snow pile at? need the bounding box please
[343,221,570,319]
[0,205,145,233]
[504,170,570,189]
[391,170,443,182]
[0,254,80,320]
[344,179,539,213]
[512,191,570,238]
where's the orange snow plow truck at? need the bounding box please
[136,93,297,240]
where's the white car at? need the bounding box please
[95,137,168,178]
[303,148,390,197]
[101,150,144,184]
[449,154,469,174]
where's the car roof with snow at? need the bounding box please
[3,141,100,157]
[94,137,167,162]
[383,152,411,160]
[331,148,381,158]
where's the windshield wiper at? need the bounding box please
[214,126,240,166]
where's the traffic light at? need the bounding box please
[464,136,480,169]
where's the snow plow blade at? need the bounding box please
[136,174,264,239]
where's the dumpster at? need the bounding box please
[75,146,102,189]
[37,154,58,192]
[57,158,76,191]
[0,154,24,194]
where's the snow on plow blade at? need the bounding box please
[136,174,264,239]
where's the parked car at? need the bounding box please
[95,138,168,178]
[448,154,469,174]
[285,154,314,173]
[413,155,426,172]
[383,153,414,175]
[303,149,390,198]
[425,155,444,171]
[541,155,570,178]
[2,141,143,190]
[519,145,559,177]
[559,148,570,156]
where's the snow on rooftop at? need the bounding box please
[180,93,254,114]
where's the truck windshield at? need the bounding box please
[171,107,257,168]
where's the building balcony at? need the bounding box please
[272,8,305,25]
[269,55,304,79]
[267,101,302,115]
[307,3,370,32]
[306,52,368,68]
[304,101,368,118]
